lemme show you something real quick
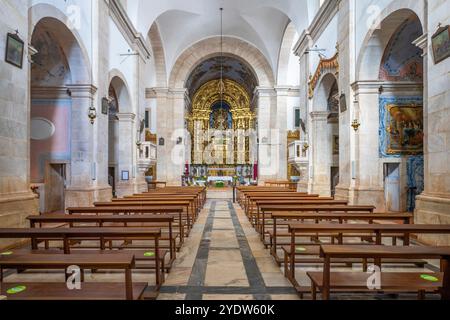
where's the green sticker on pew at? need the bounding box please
[295,247,307,252]
[144,251,155,257]
[7,286,26,295]
[420,274,439,282]
[1,251,13,256]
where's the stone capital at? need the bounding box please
[412,33,428,57]
[351,81,383,95]
[310,111,330,121]
[146,87,169,99]
[254,87,276,97]
[352,80,423,97]
[66,84,97,99]
[31,86,70,99]
[274,86,300,96]
[116,113,136,122]
[169,88,189,99]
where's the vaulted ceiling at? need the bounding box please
[124,0,319,76]
[185,56,258,98]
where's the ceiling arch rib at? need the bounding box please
[135,1,313,80]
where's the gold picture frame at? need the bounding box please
[386,104,423,155]
[432,25,450,64]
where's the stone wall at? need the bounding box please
[415,0,450,245]
[0,0,39,250]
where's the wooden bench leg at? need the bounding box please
[311,284,317,301]
[418,290,425,300]
[283,251,289,278]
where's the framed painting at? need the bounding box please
[385,104,424,155]
[432,25,450,64]
[121,170,129,181]
[339,93,347,113]
[5,33,25,69]
[333,135,339,155]
[101,98,109,115]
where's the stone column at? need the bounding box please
[65,84,111,208]
[275,87,290,180]
[415,24,450,245]
[297,49,312,193]
[148,88,170,184]
[334,0,357,203]
[255,87,279,184]
[168,89,187,185]
[115,113,136,197]
[350,81,385,210]
[149,88,186,186]
[310,111,332,196]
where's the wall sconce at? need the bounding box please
[176,137,183,145]
[88,106,97,125]
[351,119,361,132]
[302,142,310,153]
[136,140,143,150]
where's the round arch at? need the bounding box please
[108,70,132,113]
[29,3,91,84]
[312,73,339,113]
[169,36,275,89]
[277,21,299,85]
[356,0,425,81]
[148,23,168,87]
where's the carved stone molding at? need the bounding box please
[413,33,428,57]
[31,86,70,99]
[308,52,339,99]
[66,84,98,99]
[107,0,151,60]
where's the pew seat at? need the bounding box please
[307,272,443,300]
[0,282,148,300]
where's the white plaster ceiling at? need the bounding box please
[125,0,318,76]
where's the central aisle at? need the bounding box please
[158,192,299,300]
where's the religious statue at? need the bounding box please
[212,108,229,130]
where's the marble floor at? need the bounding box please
[158,199,299,300]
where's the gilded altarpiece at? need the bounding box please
[186,79,255,166]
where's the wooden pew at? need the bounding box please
[145,187,207,206]
[251,199,348,231]
[285,223,450,291]
[92,202,193,236]
[249,196,336,212]
[0,228,163,289]
[120,194,201,216]
[147,181,167,190]
[243,194,323,219]
[265,181,298,190]
[0,253,145,300]
[269,212,413,263]
[236,187,294,205]
[27,214,177,272]
[259,205,376,241]
[110,197,199,220]
[67,206,186,242]
[239,191,311,210]
[309,245,450,300]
